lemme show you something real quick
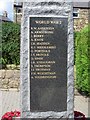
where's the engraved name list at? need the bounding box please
[29,17,68,112]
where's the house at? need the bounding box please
[14,2,22,23]
[13,1,90,31]
[0,11,12,22]
[73,0,90,31]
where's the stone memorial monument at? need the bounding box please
[21,0,74,119]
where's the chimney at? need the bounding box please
[3,11,8,17]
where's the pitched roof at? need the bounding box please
[0,15,12,22]
[73,0,90,8]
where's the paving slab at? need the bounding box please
[0,90,89,119]
[0,90,20,119]
[74,95,89,117]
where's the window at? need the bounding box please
[18,8,22,13]
[17,8,22,13]
[15,7,22,15]
[73,8,79,18]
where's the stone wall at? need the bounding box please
[74,9,89,31]
[15,14,22,23]
[0,70,20,90]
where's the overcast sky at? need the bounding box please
[0,0,13,21]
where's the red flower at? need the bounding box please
[1,111,20,120]
[74,111,86,120]
[2,110,86,120]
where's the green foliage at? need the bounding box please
[74,31,80,64]
[75,25,90,96]
[1,22,20,67]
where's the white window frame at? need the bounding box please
[73,8,79,18]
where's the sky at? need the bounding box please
[0,0,14,21]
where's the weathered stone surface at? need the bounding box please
[0,70,20,90]
[21,0,74,119]
[2,79,9,84]
[74,9,89,31]
[0,70,6,79]
[6,70,14,79]
[9,79,19,88]
[2,85,8,89]
[14,70,20,79]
